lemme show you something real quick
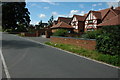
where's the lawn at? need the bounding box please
[45,42,119,67]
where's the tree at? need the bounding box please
[2,2,31,32]
[36,20,44,30]
[48,15,54,27]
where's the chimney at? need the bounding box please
[110,6,114,9]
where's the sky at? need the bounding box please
[26,1,119,25]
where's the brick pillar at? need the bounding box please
[45,30,50,38]
[36,31,39,37]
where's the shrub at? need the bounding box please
[81,30,102,39]
[53,29,68,37]
[96,25,120,55]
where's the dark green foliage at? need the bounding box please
[96,25,120,55]
[48,15,54,27]
[53,29,68,37]
[27,24,35,33]
[2,2,31,32]
[81,30,102,39]
[35,20,44,30]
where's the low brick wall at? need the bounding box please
[50,36,96,50]
[25,32,37,37]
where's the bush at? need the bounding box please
[96,25,120,55]
[81,30,102,39]
[53,29,68,37]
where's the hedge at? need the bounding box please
[96,25,120,55]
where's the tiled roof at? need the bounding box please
[91,11,102,19]
[98,14,120,26]
[84,13,88,16]
[73,15,86,21]
[51,21,74,29]
[115,6,120,10]
[97,8,110,19]
[58,17,72,24]
[86,7,120,20]
[53,20,58,25]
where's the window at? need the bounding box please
[87,25,95,31]
[88,20,93,23]
[87,28,94,31]
[72,21,76,26]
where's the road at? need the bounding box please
[1,33,119,78]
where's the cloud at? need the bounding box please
[30,3,37,7]
[52,12,58,16]
[51,10,86,20]
[41,0,59,5]
[79,4,84,8]
[69,10,85,17]
[92,4,97,7]
[43,7,49,9]
[30,20,39,25]
[107,2,119,8]
[98,3,102,6]
[92,3,102,7]
[39,14,46,18]
[69,10,79,17]
[79,11,85,16]
[29,3,41,8]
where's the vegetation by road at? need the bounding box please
[45,42,119,67]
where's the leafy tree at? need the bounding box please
[28,24,35,32]
[2,2,31,32]
[36,20,44,29]
[48,15,54,27]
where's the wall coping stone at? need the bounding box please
[51,36,96,41]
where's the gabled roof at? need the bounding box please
[51,21,74,29]
[57,17,72,24]
[98,14,120,26]
[73,15,86,21]
[91,11,102,19]
[85,7,119,21]
[97,8,110,19]
[115,6,120,10]
[53,20,58,25]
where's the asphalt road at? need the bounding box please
[1,33,119,78]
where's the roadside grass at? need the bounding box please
[45,42,120,67]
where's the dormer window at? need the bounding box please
[88,20,93,23]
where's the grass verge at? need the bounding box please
[45,42,120,67]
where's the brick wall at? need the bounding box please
[50,36,96,50]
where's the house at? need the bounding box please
[98,14,120,26]
[51,6,120,35]
[51,17,73,33]
[84,6,120,31]
[51,21,74,33]
[57,17,72,24]
[53,20,58,26]
[71,15,86,33]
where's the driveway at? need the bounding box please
[1,33,119,79]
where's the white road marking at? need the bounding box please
[0,49,11,79]
[13,34,120,69]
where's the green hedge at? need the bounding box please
[53,29,68,37]
[81,30,102,39]
[96,25,120,55]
